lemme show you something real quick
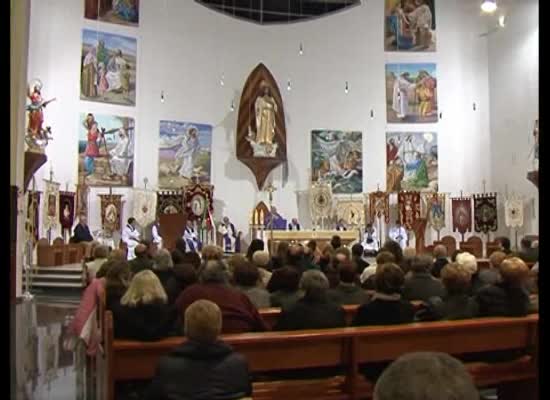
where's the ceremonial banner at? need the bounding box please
[336,199,365,227]
[183,183,214,225]
[59,191,76,234]
[43,180,60,232]
[368,191,390,223]
[426,193,446,231]
[98,194,123,232]
[310,182,333,222]
[504,195,524,228]
[27,190,41,243]
[133,189,157,227]
[76,175,89,217]
[451,197,472,234]
[236,63,287,190]
[157,190,184,215]
[397,191,421,231]
[473,193,498,233]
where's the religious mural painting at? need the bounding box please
[80,29,137,106]
[386,131,438,193]
[385,63,438,123]
[311,130,363,194]
[384,0,436,52]
[78,113,135,187]
[158,120,212,189]
[84,0,140,27]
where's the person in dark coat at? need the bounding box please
[246,239,265,261]
[328,261,369,305]
[271,241,290,270]
[233,259,271,309]
[164,263,198,305]
[111,270,177,340]
[430,244,449,278]
[72,214,94,243]
[176,260,268,333]
[476,257,531,317]
[146,299,252,400]
[129,244,154,276]
[269,266,303,308]
[351,243,370,275]
[402,255,446,302]
[518,238,538,263]
[275,270,346,330]
[420,263,479,321]
[353,263,414,326]
[494,236,512,255]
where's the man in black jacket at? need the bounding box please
[146,299,252,400]
[72,214,93,243]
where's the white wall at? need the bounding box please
[27,0,495,244]
[488,0,539,239]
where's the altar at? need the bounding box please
[267,230,359,251]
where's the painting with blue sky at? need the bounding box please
[80,29,137,106]
[158,120,213,188]
[385,63,438,123]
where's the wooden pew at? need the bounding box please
[102,312,538,400]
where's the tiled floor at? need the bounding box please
[11,295,86,400]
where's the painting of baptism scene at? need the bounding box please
[311,130,363,194]
[386,131,438,192]
[84,0,140,27]
[78,113,135,187]
[385,63,438,123]
[385,0,436,51]
[80,29,137,106]
[158,120,213,188]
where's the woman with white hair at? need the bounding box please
[274,270,345,330]
[153,248,175,292]
[111,270,176,340]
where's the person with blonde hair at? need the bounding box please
[153,248,175,292]
[201,244,224,262]
[251,250,272,287]
[431,244,449,278]
[111,270,176,340]
[146,300,252,400]
[476,257,531,317]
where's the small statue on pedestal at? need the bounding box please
[25,79,56,152]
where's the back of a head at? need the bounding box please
[121,269,168,307]
[497,236,511,251]
[338,261,357,284]
[489,251,506,269]
[455,252,477,276]
[351,243,364,258]
[410,255,432,274]
[134,244,147,258]
[499,257,529,287]
[278,266,301,292]
[382,240,403,263]
[201,245,223,261]
[276,241,290,259]
[335,247,351,262]
[403,247,416,258]
[173,263,198,286]
[93,245,109,259]
[154,248,174,271]
[520,238,531,250]
[105,260,131,289]
[200,260,229,284]
[300,270,329,299]
[440,263,471,295]
[246,239,265,260]
[433,244,447,259]
[330,235,342,250]
[171,249,185,265]
[375,263,404,295]
[182,251,202,270]
[374,352,479,400]
[175,238,187,254]
[287,245,304,267]
[109,249,127,261]
[322,244,335,258]
[233,260,260,288]
[252,250,271,268]
[306,240,317,253]
[184,299,222,344]
[376,251,396,266]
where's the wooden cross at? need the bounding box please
[265,182,277,203]
[460,190,463,198]
[143,177,149,190]
[377,183,380,191]
[48,164,54,182]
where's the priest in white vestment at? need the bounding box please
[183,220,201,252]
[389,220,408,249]
[121,217,140,260]
[362,224,380,255]
[392,72,416,119]
[151,217,162,249]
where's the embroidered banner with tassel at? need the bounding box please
[368,191,390,223]
[451,197,472,235]
[59,191,76,233]
[473,193,498,233]
[397,191,421,230]
[98,193,123,232]
[426,192,446,232]
[43,179,60,232]
[133,189,157,227]
[504,194,524,228]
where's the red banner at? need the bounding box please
[451,197,472,234]
[398,191,421,230]
[59,191,75,232]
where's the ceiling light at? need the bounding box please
[481,0,497,13]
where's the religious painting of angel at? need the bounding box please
[385,63,438,123]
[84,0,139,27]
[78,113,135,187]
[311,130,363,194]
[80,29,137,106]
[158,120,212,189]
[386,131,438,193]
[385,0,436,52]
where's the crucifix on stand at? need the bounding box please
[265,182,277,254]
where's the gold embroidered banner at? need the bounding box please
[426,192,446,232]
[398,191,421,231]
[42,179,60,232]
[473,193,498,233]
[368,191,390,223]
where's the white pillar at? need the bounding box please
[11,0,31,298]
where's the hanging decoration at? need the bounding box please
[473,193,498,233]
[451,196,472,236]
[336,199,364,228]
[504,194,524,228]
[98,192,123,233]
[426,192,446,232]
[310,181,333,227]
[75,175,90,218]
[133,189,157,228]
[58,191,76,234]
[156,190,184,215]
[183,182,214,224]
[397,191,421,230]
[236,63,288,190]
[42,179,60,233]
[368,191,390,223]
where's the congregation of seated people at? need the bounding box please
[71,233,538,399]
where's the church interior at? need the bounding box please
[10,0,539,399]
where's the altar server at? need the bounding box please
[183,219,202,252]
[218,216,240,253]
[362,223,380,255]
[151,217,162,249]
[288,218,301,231]
[121,217,140,260]
[389,219,408,249]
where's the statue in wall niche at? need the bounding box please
[25,79,56,152]
[248,81,279,158]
